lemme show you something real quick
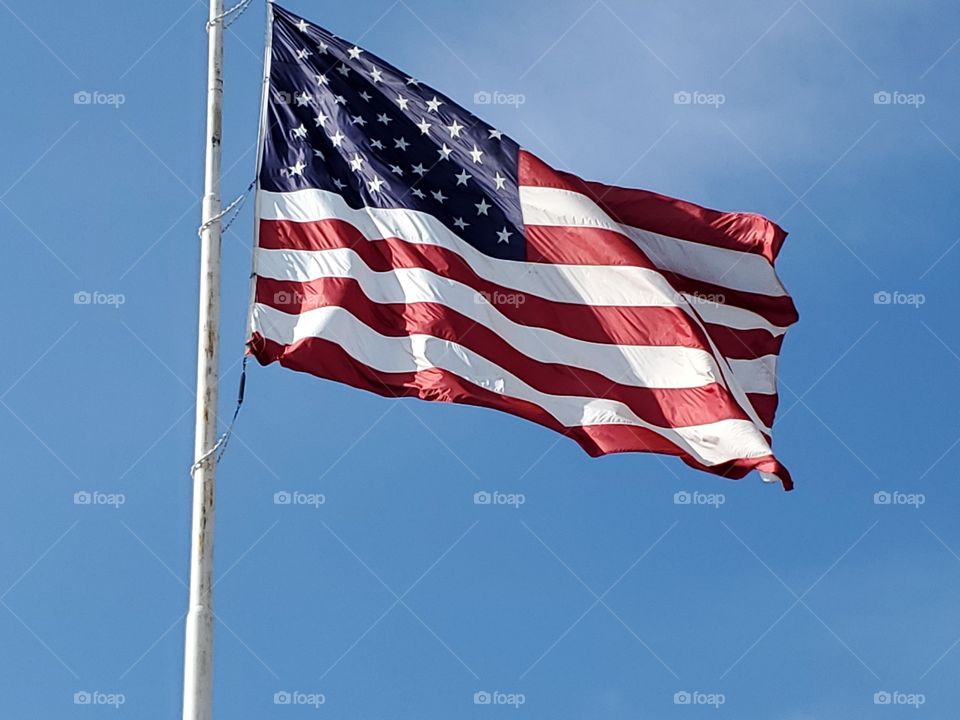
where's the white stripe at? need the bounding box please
[256,245,778,396]
[253,302,775,467]
[257,189,787,337]
[519,185,789,298]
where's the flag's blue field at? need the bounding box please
[1,0,958,717]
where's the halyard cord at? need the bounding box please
[196,180,254,239]
[190,357,248,477]
[206,0,254,31]
[191,177,255,477]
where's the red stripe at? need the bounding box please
[525,224,799,328]
[255,275,753,429]
[519,150,788,263]
[249,332,793,490]
[258,218,783,359]
[746,392,779,430]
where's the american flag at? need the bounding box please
[248,4,799,489]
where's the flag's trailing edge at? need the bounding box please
[247,4,799,491]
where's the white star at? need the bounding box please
[350,154,364,171]
[314,112,329,127]
[411,187,426,199]
[334,95,347,105]
[295,92,312,106]
[348,46,362,60]
[315,73,328,86]
[417,117,432,135]
[469,145,484,164]
[370,67,384,83]
[329,130,346,147]
[488,129,503,140]
[454,169,472,186]
[453,217,469,230]
[296,48,312,61]
[406,77,419,86]
[390,164,404,176]
[291,123,308,139]
[296,19,309,32]
[368,176,385,193]
[411,163,427,177]
[425,96,443,113]
[313,148,324,158]
[396,94,409,111]
[288,159,306,177]
[446,119,464,138]
[317,40,329,54]
[371,139,384,150]
[394,137,410,151]
[496,227,512,244]
[437,143,453,160]
[333,178,346,190]
[432,189,447,203]
[359,91,372,102]
[493,172,507,190]
[377,113,392,125]
[475,198,491,215]
[350,114,367,126]
[337,64,350,76]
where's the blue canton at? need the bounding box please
[261,5,525,261]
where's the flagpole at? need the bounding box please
[183,0,224,718]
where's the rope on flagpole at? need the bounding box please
[206,0,253,30]
[197,180,253,239]
[190,356,248,477]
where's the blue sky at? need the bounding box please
[1,0,959,717]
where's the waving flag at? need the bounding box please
[248,4,799,489]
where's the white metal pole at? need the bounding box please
[183,0,223,718]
